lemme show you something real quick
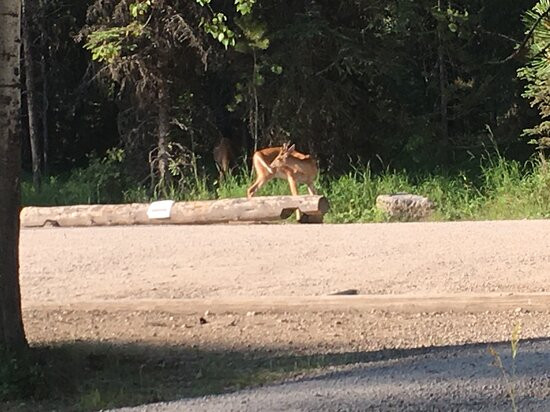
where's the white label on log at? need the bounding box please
[147,200,175,220]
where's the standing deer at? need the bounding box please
[213,137,234,181]
[247,143,318,219]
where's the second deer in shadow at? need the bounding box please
[213,137,234,182]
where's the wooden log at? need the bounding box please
[20,195,330,227]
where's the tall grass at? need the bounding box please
[22,153,550,223]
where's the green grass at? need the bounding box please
[22,154,550,223]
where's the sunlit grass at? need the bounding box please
[22,154,550,223]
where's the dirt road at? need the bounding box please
[17,220,550,411]
[19,220,550,308]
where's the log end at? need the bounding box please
[317,196,330,214]
[298,213,324,224]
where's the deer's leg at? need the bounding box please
[286,173,302,221]
[222,159,230,178]
[247,174,270,198]
[255,154,273,174]
[247,154,275,198]
[247,178,260,198]
[286,173,299,196]
[307,183,317,195]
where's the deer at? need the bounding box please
[213,137,234,182]
[247,142,318,220]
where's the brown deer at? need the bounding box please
[213,137,234,181]
[247,142,318,206]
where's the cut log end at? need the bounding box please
[298,214,324,224]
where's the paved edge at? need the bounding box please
[23,292,550,314]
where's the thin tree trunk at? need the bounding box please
[0,0,28,350]
[157,84,170,193]
[437,0,449,164]
[40,57,48,176]
[22,0,42,190]
[39,0,49,176]
[252,50,259,152]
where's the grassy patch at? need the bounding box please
[22,154,550,223]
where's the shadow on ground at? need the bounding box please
[2,337,549,412]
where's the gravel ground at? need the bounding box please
[23,307,550,354]
[20,220,550,304]
[18,220,550,411]
[111,338,550,412]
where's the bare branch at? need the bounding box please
[493,7,550,64]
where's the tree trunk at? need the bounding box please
[40,55,49,176]
[39,0,49,176]
[0,0,28,349]
[22,0,42,190]
[251,50,259,152]
[21,195,330,227]
[156,84,170,194]
[437,0,449,164]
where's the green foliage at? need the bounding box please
[518,0,550,150]
[129,0,151,18]
[321,168,390,223]
[196,0,257,48]
[235,15,269,52]
[22,149,128,206]
[319,155,550,223]
[431,6,470,35]
[225,13,272,146]
[26,0,121,174]
[201,13,236,48]
[84,21,144,63]
[235,0,256,16]
[23,152,550,224]
[31,0,537,180]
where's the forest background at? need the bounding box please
[20,0,550,222]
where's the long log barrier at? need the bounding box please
[20,195,330,227]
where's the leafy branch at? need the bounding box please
[195,0,256,48]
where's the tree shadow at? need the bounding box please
[2,337,550,412]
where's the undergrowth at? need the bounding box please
[22,152,550,223]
